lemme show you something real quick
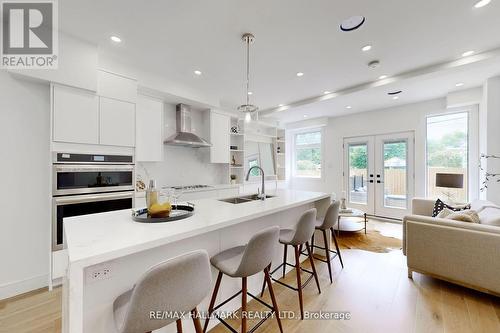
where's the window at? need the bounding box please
[294,130,322,178]
[426,112,468,202]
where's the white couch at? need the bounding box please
[403,198,500,295]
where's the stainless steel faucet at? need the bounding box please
[245,165,265,200]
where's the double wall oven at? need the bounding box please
[52,153,135,251]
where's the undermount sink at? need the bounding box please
[219,194,275,204]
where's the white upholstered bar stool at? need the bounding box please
[262,208,321,320]
[203,226,282,333]
[310,200,344,283]
[113,250,211,333]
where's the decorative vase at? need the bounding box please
[340,198,347,210]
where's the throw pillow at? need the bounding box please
[432,198,471,217]
[447,211,480,223]
[436,208,453,218]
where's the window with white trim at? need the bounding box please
[293,129,322,178]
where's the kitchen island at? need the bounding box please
[62,189,330,333]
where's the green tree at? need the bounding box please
[349,146,367,169]
[427,130,467,168]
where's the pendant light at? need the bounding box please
[238,33,258,123]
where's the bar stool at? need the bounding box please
[310,200,344,283]
[113,250,211,333]
[262,208,321,320]
[203,226,282,333]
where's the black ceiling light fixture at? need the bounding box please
[388,90,402,95]
[340,16,366,32]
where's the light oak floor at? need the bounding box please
[1,221,499,333]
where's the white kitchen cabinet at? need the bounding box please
[53,84,99,144]
[136,96,163,161]
[97,70,137,103]
[99,97,136,147]
[209,111,230,163]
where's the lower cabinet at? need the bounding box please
[99,97,136,147]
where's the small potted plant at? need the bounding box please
[230,174,237,185]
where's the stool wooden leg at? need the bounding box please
[176,319,183,332]
[323,229,333,283]
[264,267,283,333]
[260,263,271,297]
[191,308,203,333]
[242,277,247,333]
[305,241,321,294]
[282,244,288,278]
[203,271,223,333]
[294,245,304,320]
[331,227,344,268]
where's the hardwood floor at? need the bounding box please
[1,221,499,333]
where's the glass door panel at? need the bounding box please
[382,141,408,209]
[348,144,368,205]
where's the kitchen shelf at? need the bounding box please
[230,166,244,169]
[230,149,244,152]
[230,133,244,136]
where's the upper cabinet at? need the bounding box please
[136,96,164,161]
[53,85,99,144]
[99,97,136,147]
[209,110,230,163]
[97,70,137,103]
[52,70,138,147]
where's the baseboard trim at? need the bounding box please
[0,274,49,300]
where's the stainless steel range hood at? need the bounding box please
[164,104,212,148]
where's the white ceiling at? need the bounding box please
[59,0,500,122]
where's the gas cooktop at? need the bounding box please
[166,185,213,191]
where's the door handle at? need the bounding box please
[369,180,374,183]
[377,180,383,184]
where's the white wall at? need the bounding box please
[483,77,500,204]
[288,98,451,199]
[0,71,51,299]
[137,104,227,187]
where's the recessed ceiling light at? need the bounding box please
[474,0,491,8]
[340,16,366,32]
[324,91,331,94]
[303,115,308,118]
[362,45,372,52]
[346,106,352,109]
[462,50,475,57]
[278,104,284,107]
[296,72,304,77]
[456,82,465,87]
[247,91,253,95]
[194,70,202,75]
[110,36,122,43]
[393,96,399,100]
[378,75,388,80]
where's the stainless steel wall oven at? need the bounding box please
[52,153,135,251]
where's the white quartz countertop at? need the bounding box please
[135,183,239,197]
[64,189,329,267]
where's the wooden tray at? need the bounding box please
[132,204,194,223]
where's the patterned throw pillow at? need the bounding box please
[432,198,471,217]
[437,208,480,223]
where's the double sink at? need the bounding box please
[219,194,275,204]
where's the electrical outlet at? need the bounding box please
[86,264,113,284]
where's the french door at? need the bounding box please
[343,132,415,219]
